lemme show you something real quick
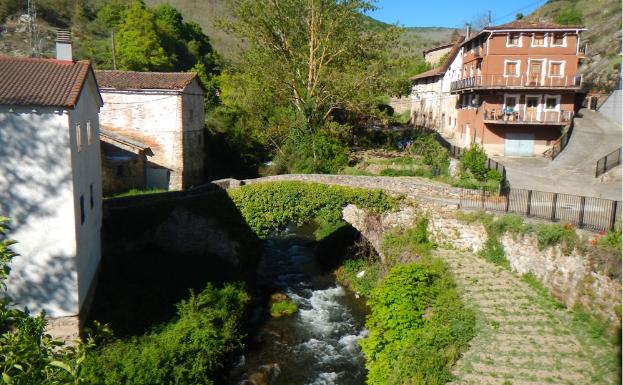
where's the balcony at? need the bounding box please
[451,74,583,92]
[483,109,573,125]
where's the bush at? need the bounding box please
[379,168,433,178]
[228,181,398,238]
[598,227,622,253]
[459,144,488,181]
[555,8,583,25]
[81,283,250,385]
[410,134,450,174]
[269,293,298,317]
[277,132,349,174]
[360,259,475,385]
[335,258,382,298]
[381,218,434,267]
[534,223,579,252]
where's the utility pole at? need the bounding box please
[111,29,117,70]
[27,0,39,56]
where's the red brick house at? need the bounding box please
[450,21,586,156]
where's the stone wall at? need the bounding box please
[389,96,412,114]
[101,154,146,196]
[341,199,621,326]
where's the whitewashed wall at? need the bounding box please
[0,74,102,320]
[0,106,79,317]
[68,75,103,313]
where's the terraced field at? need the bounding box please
[435,249,620,385]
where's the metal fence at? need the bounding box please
[460,187,621,232]
[549,123,573,159]
[435,134,507,182]
[595,147,622,177]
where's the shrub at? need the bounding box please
[360,259,475,385]
[597,227,622,253]
[459,143,488,181]
[534,223,579,252]
[379,168,433,178]
[381,218,434,267]
[410,134,450,174]
[228,182,398,238]
[81,283,250,385]
[555,8,583,25]
[269,293,298,317]
[277,132,349,174]
[335,258,382,298]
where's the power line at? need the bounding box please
[490,0,548,25]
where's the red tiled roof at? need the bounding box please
[487,20,584,30]
[95,70,198,90]
[0,56,94,108]
[411,36,465,81]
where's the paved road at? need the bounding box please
[492,109,622,201]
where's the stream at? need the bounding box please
[228,226,368,385]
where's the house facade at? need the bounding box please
[0,49,103,337]
[410,36,464,136]
[450,21,586,156]
[95,71,205,191]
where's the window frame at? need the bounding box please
[531,32,548,47]
[503,93,520,112]
[86,121,93,146]
[551,32,567,47]
[544,94,561,111]
[506,32,522,47]
[548,60,565,78]
[503,59,521,78]
[75,123,82,152]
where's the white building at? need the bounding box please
[410,36,464,137]
[95,71,205,191]
[0,34,103,337]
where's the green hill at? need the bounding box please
[145,0,457,64]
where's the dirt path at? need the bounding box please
[435,249,620,385]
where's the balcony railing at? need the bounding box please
[451,74,582,91]
[483,109,573,124]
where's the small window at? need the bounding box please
[532,33,546,46]
[505,61,519,77]
[80,195,85,225]
[505,96,517,109]
[76,123,82,151]
[550,62,563,77]
[508,33,520,46]
[552,33,564,46]
[90,184,94,209]
[86,121,93,145]
[545,97,558,109]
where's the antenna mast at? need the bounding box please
[27,0,39,56]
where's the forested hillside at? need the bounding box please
[528,0,622,90]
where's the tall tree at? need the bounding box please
[223,0,400,170]
[116,0,171,71]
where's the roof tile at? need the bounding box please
[0,56,93,108]
[95,71,199,90]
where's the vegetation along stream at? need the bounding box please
[229,225,367,385]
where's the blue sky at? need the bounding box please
[368,0,547,28]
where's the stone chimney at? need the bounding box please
[465,23,471,38]
[55,29,72,61]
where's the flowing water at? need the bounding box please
[228,227,367,385]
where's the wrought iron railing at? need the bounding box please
[483,109,573,124]
[451,74,583,91]
[460,187,621,232]
[595,148,622,177]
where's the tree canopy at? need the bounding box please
[219,0,404,172]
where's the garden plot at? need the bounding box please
[435,249,620,385]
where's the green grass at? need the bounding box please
[269,293,298,318]
[105,188,168,199]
